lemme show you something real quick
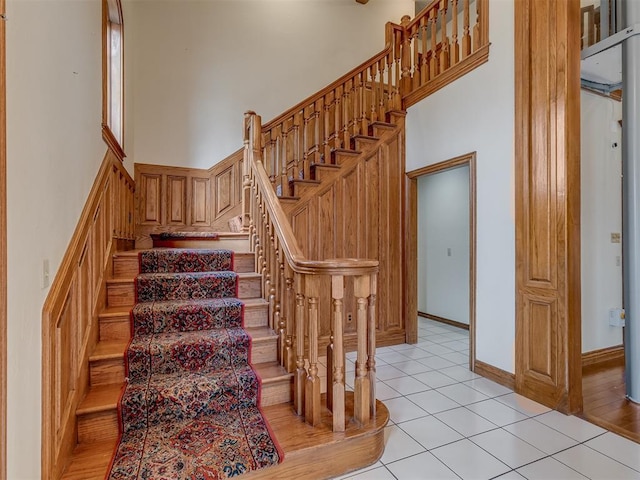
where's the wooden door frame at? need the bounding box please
[514,0,582,413]
[406,153,477,370]
[0,0,7,475]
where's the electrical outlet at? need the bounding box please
[42,259,50,289]
[609,308,625,327]
[347,313,353,323]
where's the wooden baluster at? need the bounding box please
[262,215,271,304]
[440,0,450,72]
[412,25,420,89]
[277,256,286,364]
[451,0,460,65]
[281,124,290,194]
[323,94,332,162]
[352,75,361,136]
[293,274,306,416]
[291,116,301,185]
[394,28,402,108]
[400,15,412,95]
[353,72,367,133]
[327,333,333,411]
[342,79,352,138]
[367,274,377,416]
[462,0,471,58]
[334,85,342,148]
[378,58,386,121]
[370,63,379,126]
[284,264,296,373]
[353,275,371,425]
[332,275,345,432]
[429,8,438,77]
[315,98,324,164]
[341,82,351,147]
[386,52,395,112]
[305,275,321,426]
[303,105,312,179]
[268,231,278,331]
[473,0,480,52]
[420,16,429,82]
[312,99,323,170]
[255,197,264,274]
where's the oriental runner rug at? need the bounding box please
[106,248,283,480]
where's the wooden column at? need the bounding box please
[331,275,345,432]
[514,0,582,413]
[305,275,321,426]
[293,274,306,416]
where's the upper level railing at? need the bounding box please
[259,0,489,199]
[581,0,622,49]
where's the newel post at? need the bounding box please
[242,111,261,232]
[400,15,412,96]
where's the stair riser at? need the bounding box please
[331,151,360,166]
[113,252,256,278]
[351,138,377,151]
[291,183,318,197]
[244,304,268,328]
[98,304,267,343]
[90,359,126,386]
[107,275,262,307]
[260,378,293,407]
[99,315,131,342]
[77,410,119,444]
[89,336,278,385]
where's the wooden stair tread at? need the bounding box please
[242,297,268,307]
[99,306,132,318]
[108,271,260,283]
[253,361,292,383]
[77,384,122,415]
[246,326,278,342]
[61,439,118,480]
[90,340,128,361]
[332,147,360,156]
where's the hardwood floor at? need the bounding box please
[581,357,640,443]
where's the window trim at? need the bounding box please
[102,0,125,160]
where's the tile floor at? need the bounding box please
[331,318,640,480]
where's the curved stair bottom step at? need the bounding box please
[63,394,389,480]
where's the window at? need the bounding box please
[103,0,124,158]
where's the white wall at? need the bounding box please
[581,90,623,353]
[417,166,470,324]
[123,0,414,169]
[406,0,515,373]
[5,1,104,478]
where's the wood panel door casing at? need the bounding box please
[514,0,582,413]
[406,153,477,370]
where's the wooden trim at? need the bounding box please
[418,311,470,331]
[102,124,125,161]
[102,0,124,155]
[514,0,582,413]
[0,0,7,475]
[406,152,477,371]
[474,360,516,391]
[582,345,625,368]
[41,152,134,478]
[403,44,490,109]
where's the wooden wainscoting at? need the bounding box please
[285,117,406,350]
[41,152,134,479]
[135,149,243,248]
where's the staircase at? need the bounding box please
[62,235,292,479]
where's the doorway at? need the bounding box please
[407,152,476,371]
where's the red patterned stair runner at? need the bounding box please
[106,248,283,479]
